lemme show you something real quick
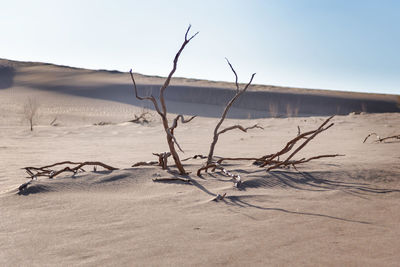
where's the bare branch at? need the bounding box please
[22,161,118,180]
[129,25,198,175]
[169,114,196,133]
[181,154,207,161]
[129,70,163,116]
[166,129,185,153]
[131,161,158,167]
[363,132,400,143]
[217,124,263,135]
[159,25,199,116]
[197,162,242,187]
[266,116,336,171]
[153,177,191,183]
[205,59,256,164]
[225,58,239,91]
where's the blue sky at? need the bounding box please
[1,0,399,94]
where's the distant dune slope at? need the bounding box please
[1,58,399,118]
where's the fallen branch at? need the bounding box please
[363,133,400,143]
[19,161,118,192]
[197,162,242,188]
[129,111,150,124]
[152,177,191,183]
[181,154,207,162]
[211,193,227,202]
[131,152,171,170]
[23,161,118,179]
[131,161,158,167]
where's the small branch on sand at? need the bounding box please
[152,177,191,183]
[129,25,198,175]
[181,154,207,162]
[363,133,400,143]
[19,161,118,192]
[132,152,171,170]
[197,162,242,188]
[23,161,118,179]
[211,193,227,202]
[131,161,159,167]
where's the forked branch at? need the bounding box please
[205,59,257,164]
[129,25,198,174]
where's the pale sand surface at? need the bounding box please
[1,59,400,266]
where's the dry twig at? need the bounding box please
[363,133,400,143]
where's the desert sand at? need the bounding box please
[1,59,400,266]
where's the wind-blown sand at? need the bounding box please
[1,59,400,266]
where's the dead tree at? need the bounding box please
[23,98,39,131]
[129,25,198,175]
[363,133,400,143]
[205,59,260,165]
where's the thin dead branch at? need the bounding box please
[131,161,159,167]
[129,25,198,174]
[211,193,227,202]
[23,161,118,180]
[363,133,400,143]
[217,124,263,135]
[181,154,207,162]
[23,98,39,131]
[205,59,257,165]
[152,177,191,183]
[197,162,242,188]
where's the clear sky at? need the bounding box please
[1,0,399,94]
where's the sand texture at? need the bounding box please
[1,59,400,266]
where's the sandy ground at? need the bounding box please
[1,59,400,266]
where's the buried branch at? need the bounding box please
[363,133,400,143]
[131,152,171,169]
[197,162,242,188]
[19,161,118,191]
[23,161,118,179]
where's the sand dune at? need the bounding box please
[1,58,400,266]
[1,58,399,120]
